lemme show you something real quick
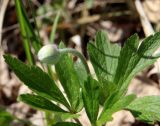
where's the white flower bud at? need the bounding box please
[38,44,61,64]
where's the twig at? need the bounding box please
[135,0,154,36]
[0,0,10,45]
[0,0,10,84]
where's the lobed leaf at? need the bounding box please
[87,31,121,101]
[88,31,121,83]
[88,31,160,125]
[114,32,160,93]
[88,31,160,101]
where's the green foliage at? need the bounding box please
[97,94,136,125]
[0,107,31,126]
[113,32,160,93]
[55,53,82,112]
[19,94,67,113]
[126,96,160,124]
[88,31,160,125]
[88,31,121,83]
[82,76,100,125]
[4,55,70,109]
[4,30,160,126]
[0,108,14,126]
[74,60,88,86]
[87,31,121,102]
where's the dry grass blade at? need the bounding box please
[135,0,154,36]
[0,0,9,46]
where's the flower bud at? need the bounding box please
[38,44,61,64]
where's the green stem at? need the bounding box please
[48,10,61,78]
[50,11,61,43]
[15,0,34,65]
[60,48,90,74]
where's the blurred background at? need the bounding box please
[0,0,160,126]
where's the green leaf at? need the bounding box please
[97,94,136,125]
[126,96,160,124]
[82,76,100,125]
[19,94,67,113]
[4,55,70,109]
[0,108,14,126]
[53,122,81,126]
[88,30,121,83]
[74,59,88,86]
[113,34,139,87]
[87,31,121,100]
[88,31,160,101]
[55,53,82,112]
[114,32,160,93]
[130,33,160,81]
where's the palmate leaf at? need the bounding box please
[126,96,160,124]
[88,31,160,125]
[4,55,70,109]
[55,53,82,112]
[88,31,160,99]
[19,94,67,113]
[82,76,100,125]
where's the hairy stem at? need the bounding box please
[60,48,90,74]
